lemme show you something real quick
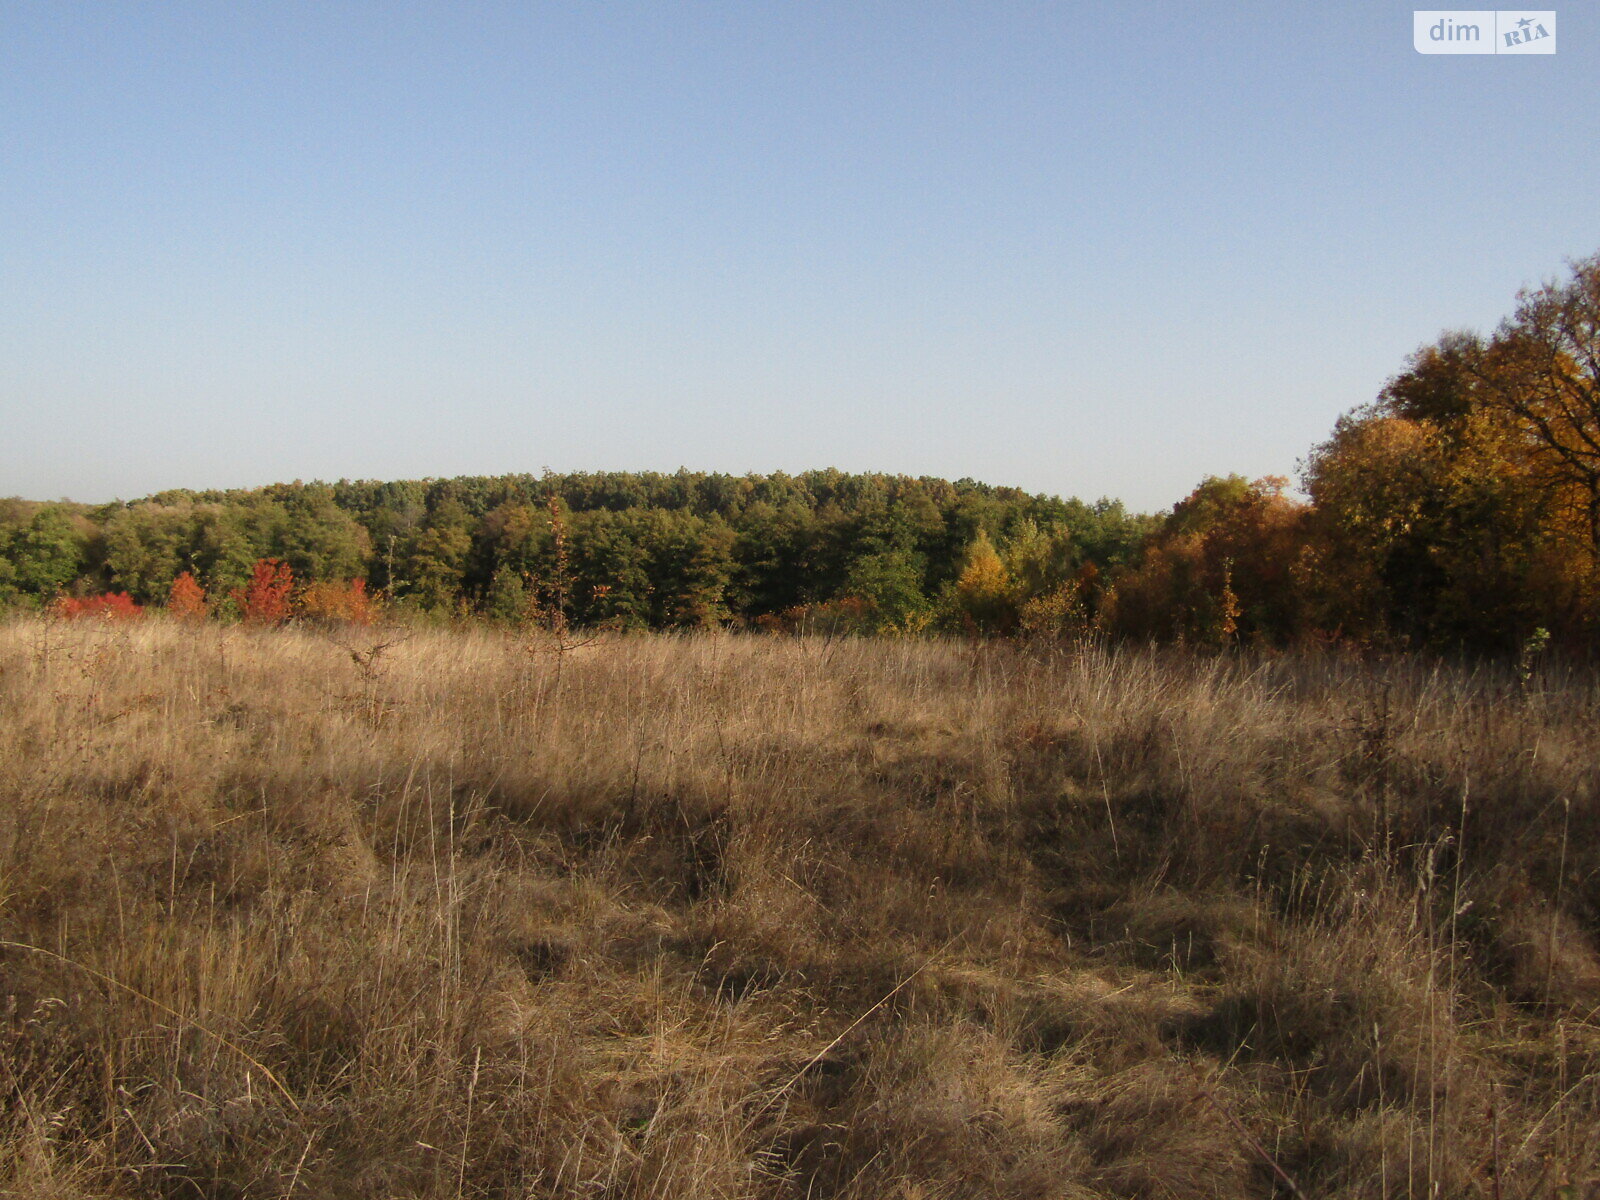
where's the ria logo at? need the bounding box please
[1413,10,1556,53]
[1502,13,1552,46]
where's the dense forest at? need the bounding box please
[5,251,1599,652]
[0,469,1155,633]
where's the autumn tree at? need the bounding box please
[1303,258,1600,648]
[951,533,1016,633]
[1114,476,1308,645]
[1002,519,1075,599]
[1474,254,1600,560]
[1303,405,1558,649]
[233,558,295,624]
[166,571,208,621]
[299,579,377,625]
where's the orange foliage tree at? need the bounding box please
[165,571,207,621]
[299,578,377,625]
[1306,370,1566,649]
[1112,476,1308,645]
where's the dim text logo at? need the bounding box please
[1414,10,1555,53]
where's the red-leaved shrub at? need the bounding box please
[232,559,295,624]
[49,592,144,621]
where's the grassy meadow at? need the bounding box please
[2,618,1598,1198]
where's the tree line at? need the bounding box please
[0,468,1153,635]
[5,251,1598,652]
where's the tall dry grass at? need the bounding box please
[0,618,1596,1198]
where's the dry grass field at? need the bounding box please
[2,618,1598,1198]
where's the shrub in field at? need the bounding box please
[299,578,377,625]
[47,591,143,620]
[165,571,207,621]
[232,558,294,624]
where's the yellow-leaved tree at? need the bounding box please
[952,532,1016,633]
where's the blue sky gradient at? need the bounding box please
[3,2,1595,509]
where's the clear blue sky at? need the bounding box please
[3,2,1594,511]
